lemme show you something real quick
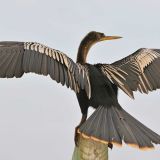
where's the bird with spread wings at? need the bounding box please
[0,31,160,153]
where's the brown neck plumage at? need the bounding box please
[76,37,96,64]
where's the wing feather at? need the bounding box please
[114,48,160,96]
[42,54,48,75]
[97,48,160,98]
[59,63,65,85]
[6,49,19,78]
[0,41,91,98]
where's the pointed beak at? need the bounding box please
[100,36,122,41]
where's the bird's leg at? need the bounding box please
[108,143,113,149]
[74,113,87,146]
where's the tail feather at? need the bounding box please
[113,107,154,148]
[124,115,154,148]
[111,106,139,145]
[122,108,160,144]
[107,107,122,144]
[79,105,160,149]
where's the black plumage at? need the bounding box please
[0,31,160,150]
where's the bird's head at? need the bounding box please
[85,31,122,44]
[77,31,122,63]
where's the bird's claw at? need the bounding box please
[108,143,113,149]
[74,126,80,147]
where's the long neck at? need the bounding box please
[76,38,95,64]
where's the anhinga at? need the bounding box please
[0,31,160,150]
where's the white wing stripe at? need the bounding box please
[135,49,160,72]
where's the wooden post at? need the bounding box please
[72,135,108,160]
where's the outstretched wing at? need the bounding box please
[0,41,91,98]
[96,48,160,98]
